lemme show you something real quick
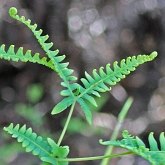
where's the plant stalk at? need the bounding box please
[57,151,133,162]
[100,97,133,165]
[57,101,76,146]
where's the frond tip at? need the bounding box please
[9,7,18,17]
[150,51,158,59]
[100,130,165,165]
[4,123,69,165]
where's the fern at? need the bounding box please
[1,6,160,165]
[74,52,157,123]
[0,44,55,70]
[100,130,165,165]
[9,7,79,106]
[7,7,158,124]
[4,123,69,165]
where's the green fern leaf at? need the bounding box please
[51,97,74,115]
[76,51,157,123]
[77,98,93,124]
[0,44,55,70]
[4,123,69,165]
[4,123,53,158]
[9,7,78,103]
[100,130,165,165]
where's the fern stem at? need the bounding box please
[57,151,133,162]
[100,97,133,165]
[57,101,76,146]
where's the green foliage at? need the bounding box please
[6,7,158,124]
[77,52,157,123]
[1,6,159,165]
[4,123,69,165]
[62,94,109,134]
[52,97,75,115]
[77,52,157,106]
[0,44,55,70]
[100,130,165,165]
[9,7,79,105]
[53,52,157,124]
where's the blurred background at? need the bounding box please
[0,0,164,164]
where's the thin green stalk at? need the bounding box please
[57,101,76,146]
[57,151,133,162]
[101,97,133,165]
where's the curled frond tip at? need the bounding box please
[9,7,18,17]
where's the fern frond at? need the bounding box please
[0,44,55,70]
[7,8,158,123]
[77,98,92,124]
[76,52,157,123]
[4,123,69,165]
[100,130,165,165]
[9,7,78,107]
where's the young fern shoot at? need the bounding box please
[2,6,158,165]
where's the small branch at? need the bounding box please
[57,101,76,146]
[57,151,133,162]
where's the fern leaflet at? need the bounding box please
[100,130,165,165]
[75,52,157,123]
[0,44,55,70]
[9,7,79,107]
[4,123,69,165]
